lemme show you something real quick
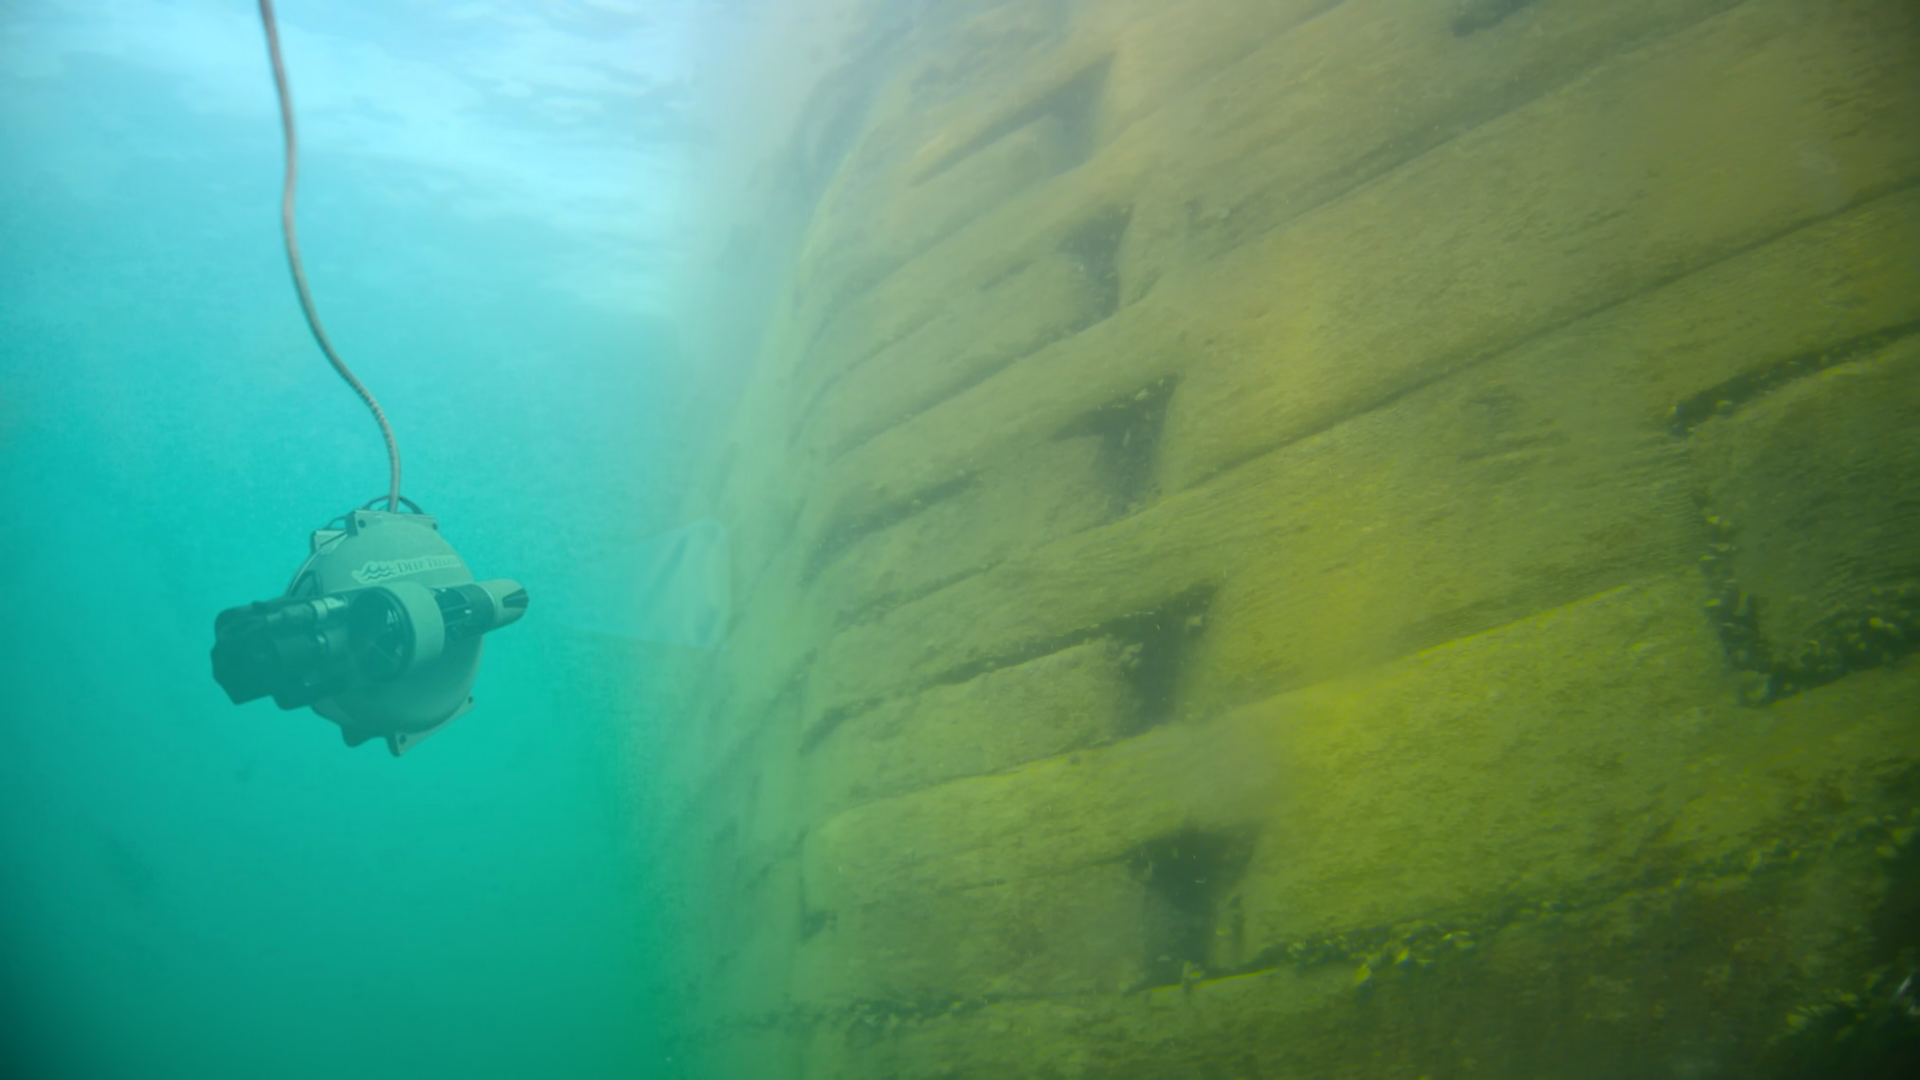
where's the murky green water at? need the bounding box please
[5,2,1919,1078]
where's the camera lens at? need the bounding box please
[346,583,447,683]
[348,589,412,681]
[210,596,348,707]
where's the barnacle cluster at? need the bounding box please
[1744,808,1920,879]
[1667,326,1909,436]
[1274,918,1484,993]
[1697,511,1766,685]
[1697,508,1919,704]
[1777,961,1920,1072]
[1771,587,1920,696]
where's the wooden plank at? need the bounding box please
[805,638,1137,816]
[790,0,1732,398]
[1156,0,1920,491]
[1117,0,1742,300]
[799,577,1723,911]
[797,861,1150,1003]
[1690,338,1920,687]
[800,0,1920,549]
[1228,587,1920,962]
[1221,576,1728,958]
[804,434,1115,629]
[797,740,1920,1080]
[792,252,1104,461]
[796,574,1920,1002]
[799,716,1248,911]
[800,184,1920,731]
[788,0,1330,387]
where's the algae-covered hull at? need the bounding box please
[654,1,1920,1076]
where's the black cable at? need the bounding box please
[258,0,404,513]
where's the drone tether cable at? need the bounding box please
[257,0,404,513]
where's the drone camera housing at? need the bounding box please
[211,509,526,755]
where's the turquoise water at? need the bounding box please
[9,2,1920,1078]
[1,4,706,1075]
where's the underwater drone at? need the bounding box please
[209,0,526,755]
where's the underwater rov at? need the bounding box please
[211,506,528,754]
[209,0,526,755]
